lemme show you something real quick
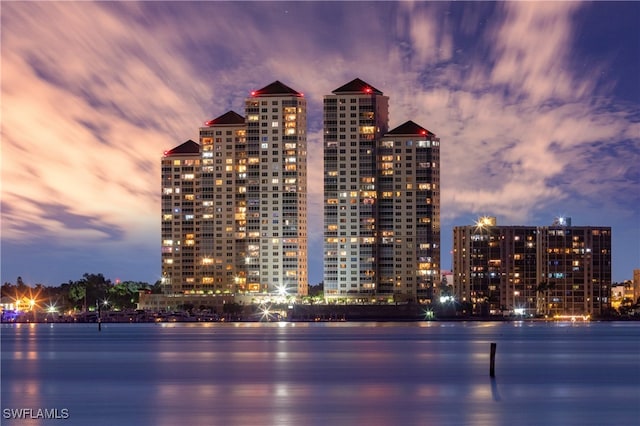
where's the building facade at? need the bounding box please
[453,217,612,317]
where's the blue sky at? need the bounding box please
[2,1,639,286]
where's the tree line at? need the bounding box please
[1,274,161,312]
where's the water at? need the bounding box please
[2,321,639,426]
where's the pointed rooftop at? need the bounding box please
[386,120,435,137]
[251,80,302,97]
[163,139,200,157]
[332,78,383,95]
[204,110,245,127]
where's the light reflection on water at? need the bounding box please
[2,322,639,426]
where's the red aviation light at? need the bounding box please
[163,150,169,156]
[364,87,372,93]
[251,91,257,96]
[420,130,427,135]
[205,119,215,126]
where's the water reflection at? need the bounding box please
[1,322,639,426]
[490,377,502,401]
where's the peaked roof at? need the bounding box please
[332,78,383,95]
[252,80,302,97]
[163,139,200,156]
[204,110,245,127]
[386,120,435,137]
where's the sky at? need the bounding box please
[1,1,639,287]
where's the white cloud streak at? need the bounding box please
[2,1,637,284]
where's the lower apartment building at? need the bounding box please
[453,217,612,317]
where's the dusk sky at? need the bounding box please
[2,1,639,287]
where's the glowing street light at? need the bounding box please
[275,283,289,297]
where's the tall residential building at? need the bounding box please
[323,78,440,302]
[378,121,440,302]
[156,80,308,304]
[199,110,247,294]
[245,81,308,296]
[323,78,389,298]
[453,217,612,317]
[161,140,201,294]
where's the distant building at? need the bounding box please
[634,269,640,304]
[453,217,612,317]
[536,221,611,317]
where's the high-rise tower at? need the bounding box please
[161,140,201,294]
[245,81,308,296]
[199,111,247,294]
[378,121,441,303]
[323,78,389,298]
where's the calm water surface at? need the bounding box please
[2,321,639,426]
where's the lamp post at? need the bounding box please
[96,300,102,331]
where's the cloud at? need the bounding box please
[1,2,637,284]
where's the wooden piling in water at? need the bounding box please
[490,342,496,377]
